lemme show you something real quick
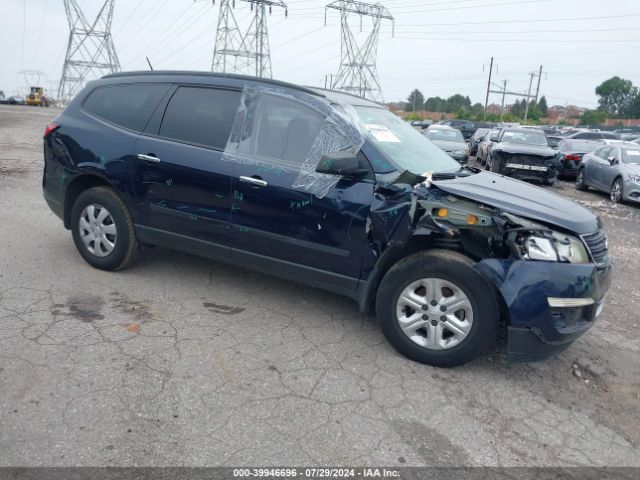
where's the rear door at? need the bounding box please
[587,146,611,190]
[132,86,241,258]
[599,146,620,189]
[227,92,374,293]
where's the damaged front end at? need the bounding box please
[491,149,560,182]
[361,171,612,362]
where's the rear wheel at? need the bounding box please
[610,177,624,203]
[575,168,588,191]
[376,250,499,367]
[71,187,139,271]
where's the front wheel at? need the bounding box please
[376,250,499,367]
[71,186,139,271]
[610,178,624,203]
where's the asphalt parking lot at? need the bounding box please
[1,105,639,467]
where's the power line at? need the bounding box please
[326,0,394,103]
[211,0,288,78]
[58,0,120,104]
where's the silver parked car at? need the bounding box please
[423,125,469,163]
[576,142,640,204]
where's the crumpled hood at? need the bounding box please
[494,142,557,158]
[432,140,467,152]
[432,172,598,235]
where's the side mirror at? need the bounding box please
[315,151,370,178]
[607,156,616,165]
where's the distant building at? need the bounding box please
[548,105,587,121]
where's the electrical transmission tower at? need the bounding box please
[325,1,394,103]
[212,0,287,79]
[58,0,120,104]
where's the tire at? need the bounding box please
[543,177,556,186]
[610,177,624,204]
[575,168,588,191]
[70,186,139,271]
[376,250,499,367]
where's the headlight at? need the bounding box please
[629,174,640,183]
[524,231,589,264]
[452,150,465,156]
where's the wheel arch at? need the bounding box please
[357,234,477,314]
[63,174,112,229]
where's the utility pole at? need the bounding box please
[58,0,120,105]
[500,79,507,122]
[326,1,394,103]
[483,58,498,120]
[211,0,287,78]
[488,80,536,123]
[523,71,536,124]
[535,64,544,102]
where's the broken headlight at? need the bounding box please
[524,232,589,264]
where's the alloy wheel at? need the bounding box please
[395,278,473,350]
[79,204,117,257]
[610,179,623,203]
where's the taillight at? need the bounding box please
[565,154,581,161]
[44,123,59,138]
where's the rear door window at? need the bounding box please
[83,84,170,132]
[159,87,241,150]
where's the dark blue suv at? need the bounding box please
[43,71,612,366]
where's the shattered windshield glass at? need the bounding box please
[353,106,461,176]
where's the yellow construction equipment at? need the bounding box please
[25,87,50,107]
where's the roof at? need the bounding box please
[102,70,323,97]
[307,87,383,108]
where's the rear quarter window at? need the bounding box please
[83,84,170,132]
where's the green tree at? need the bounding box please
[405,89,425,112]
[445,94,471,113]
[581,109,608,126]
[424,96,446,112]
[595,76,635,116]
[538,96,548,116]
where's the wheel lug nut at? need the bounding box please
[440,316,446,322]
[422,314,429,320]
[431,320,438,326]
[421,305,429,310]
[440,306,447,312]
[431,300,438,306]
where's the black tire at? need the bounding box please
[70,186,139,271]
[610,177,624,204]
[575,168,588,191]
[543,177,556,186]
[376,250,499,367]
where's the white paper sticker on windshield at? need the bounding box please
[626,150,640,156]
[365,124,401,143]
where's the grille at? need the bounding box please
[509,155,552,166]
[581,229,608,265]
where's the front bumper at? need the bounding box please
[475,259,613,362]
[623,179,640,203]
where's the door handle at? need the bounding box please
[137,154,161,163]
[240,176,268,187]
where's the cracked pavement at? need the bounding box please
[0,105,639,467]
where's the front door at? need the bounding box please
[227,92,374,293]
[132,86,242,257]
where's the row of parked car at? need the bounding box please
[465,126,640,204]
